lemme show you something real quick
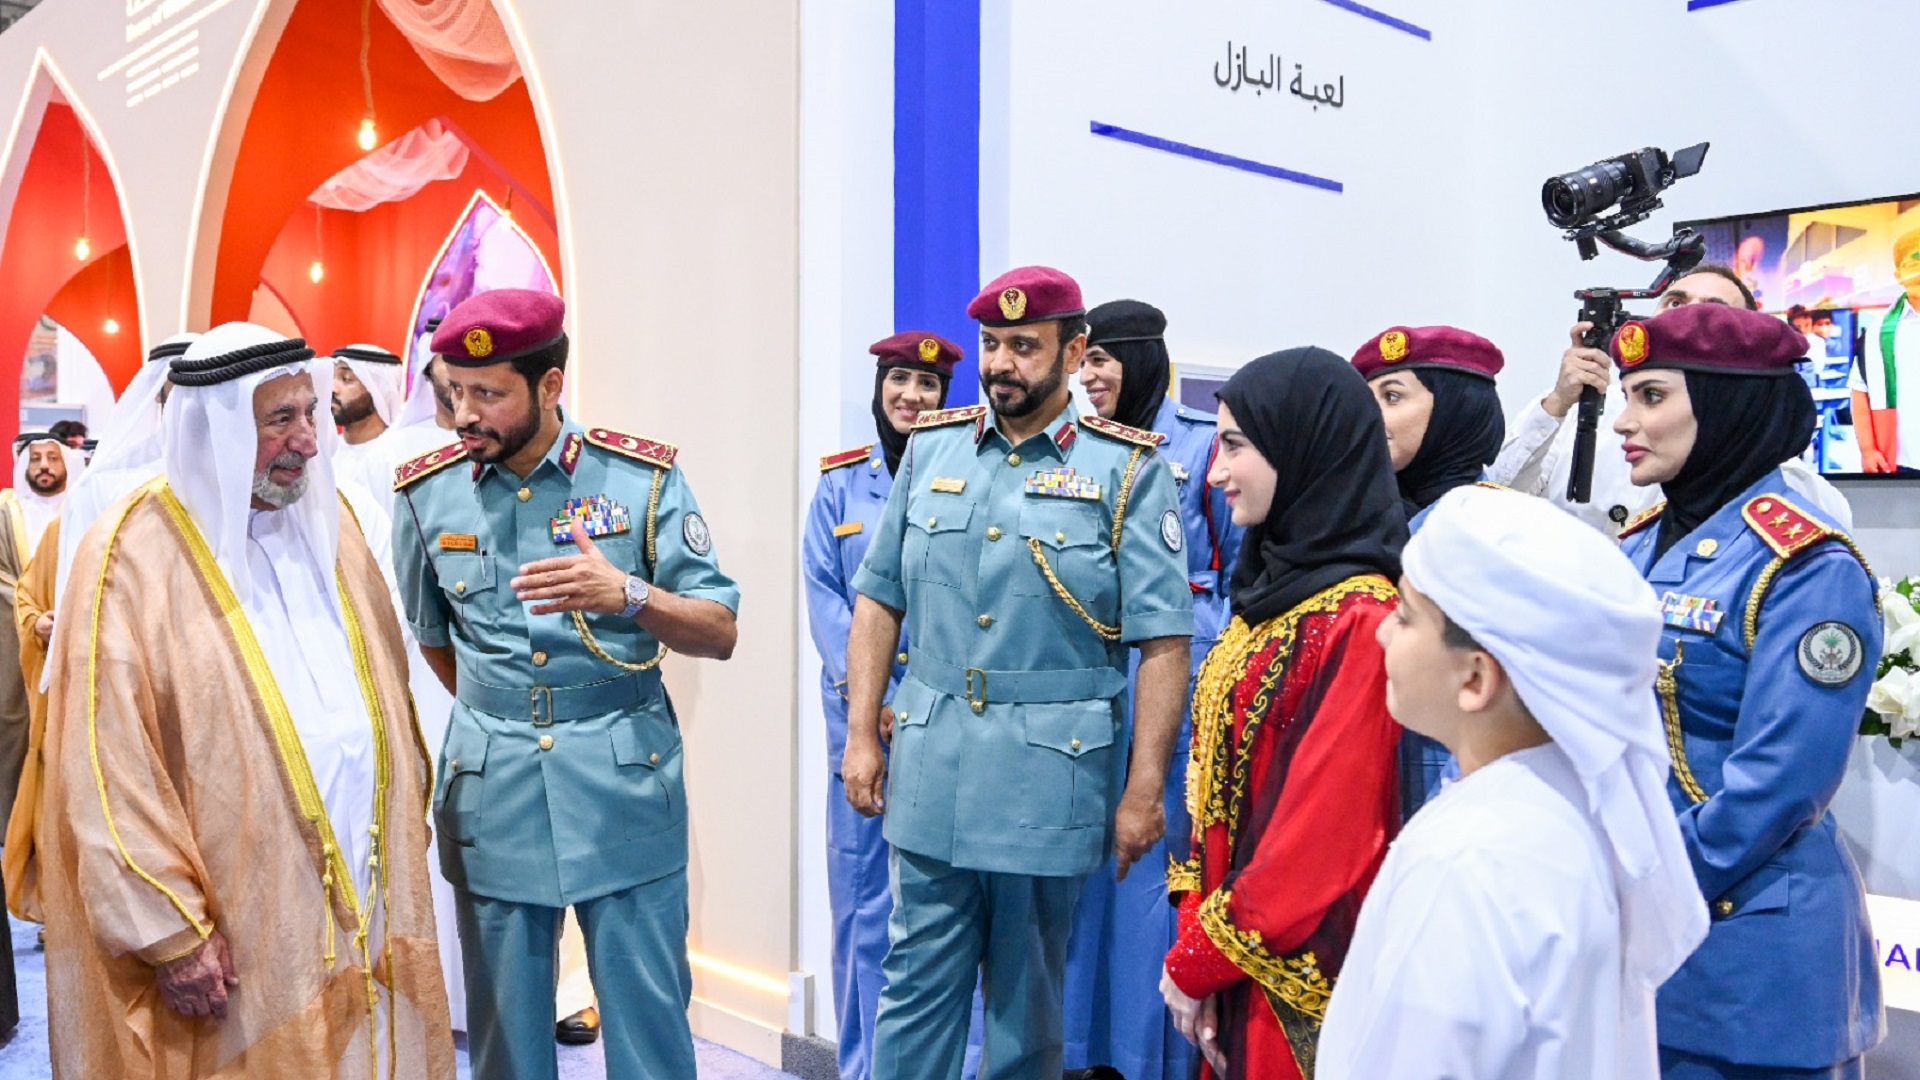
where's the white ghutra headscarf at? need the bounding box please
[1402,485,1710,991]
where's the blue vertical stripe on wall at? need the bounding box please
[894,0,982,405]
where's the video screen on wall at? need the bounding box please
[1679,192,1920,477]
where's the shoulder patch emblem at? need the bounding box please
[1741,495,1833,559]
[1079,414,1168,448]
[394,442,470,491]
[911,405,989,430]
[1161,509,1184,553]
[585,428,677,469]
[820,445,875,473]
[1798,621,1864,686]
[1617,502,1665,540]
[683,511,713,556]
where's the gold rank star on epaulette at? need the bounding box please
[820,445,874,473]
[1741,495,1833,559]
[585,428,677,469]
[394,441,469,491]
[1079,414,1167,448]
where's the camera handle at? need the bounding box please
[1564,228,1707,504]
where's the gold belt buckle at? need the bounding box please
[965,668,987,714]
[530,686,555,728]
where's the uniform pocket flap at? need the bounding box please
[611,717,676,769]
[1720,862,1790,919]
[888,676,935,728]
[1020,502,1105,551]
[906,501,974,536]
[435,553,497,599]
[443,726,489,777]
[1022,704,1116,758]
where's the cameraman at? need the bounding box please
[1486,263,1852,533]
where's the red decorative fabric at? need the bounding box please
[1165,580,1402,1080]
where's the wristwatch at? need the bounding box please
[619,574,652,619]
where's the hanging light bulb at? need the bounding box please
[103,316,119,334]
[357,115,377,152]
[73,235,90,261]
[309,259,326,284]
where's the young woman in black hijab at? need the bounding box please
[1350,325,1508,524]
[800,330,955,1080]
[1160,348,1406,1080]
[1610,302,1881,1080]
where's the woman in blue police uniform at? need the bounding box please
[803,330,958,1080]
[1609,302,1883,1080]
[1350,324,1507,820]
[1065,299,1239,1080]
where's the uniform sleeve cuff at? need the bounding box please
[1120,608,1196,644]
[677,586,742,614]
[408,621,451,648]
[851,566,907,612]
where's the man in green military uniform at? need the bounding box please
[392,288,739,1080]
[842,266,1195,1078]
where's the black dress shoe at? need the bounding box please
[1064,1069,1126,1080]
[556,1005,600,1045]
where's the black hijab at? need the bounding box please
[1218,348,1408,626]
[872,366,951,476]
[1655,370,1817,559]
[1394,368,1506,516]
[1088,299,1172,430]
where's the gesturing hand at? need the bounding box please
[512,517,629,616]
[156,931,239,1020]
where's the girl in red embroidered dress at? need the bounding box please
[1160,348,1408,1080]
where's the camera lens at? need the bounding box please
[1541,160,1631,229]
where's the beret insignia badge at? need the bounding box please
[1379,330,1409,362]
[999,287,1028,322]
[464,327,494,358]
[1618,323,1649,367]
[918,337,940,362]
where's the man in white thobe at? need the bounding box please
[1319,486,1709,1080]
[330,344,408,513]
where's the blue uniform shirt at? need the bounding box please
[1620,470,1882,1068]
[1148,397,1240,656]
[393,416,740,907]
[853,401,1195,877]
[803,444,909,766]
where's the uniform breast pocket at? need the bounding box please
[903,499,972,589]
[436,553,501,632]
[610,711,685,836]
[1668,632,1744,742]
[1016,500,1114,608]
[435,725,490,847]
[595,534,642,576]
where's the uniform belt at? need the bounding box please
[457,672,653,725]
[909,653,1126,712]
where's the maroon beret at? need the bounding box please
[432,288,566,367]
[1610,302,1807,376]
[1351,325,1504,382]
[870,330,962,377]
[967,266,1085,327]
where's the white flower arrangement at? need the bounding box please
[1863,576,1920,746]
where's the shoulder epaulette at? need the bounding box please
[911,405,987,430]
[1174,403,1217,425]
[1617,502,1664,540]
[820,445,875,473]
[1080,414,1167,448]
[1741,494,1836,559]
[394,442,469,491]
[585,428,677,469]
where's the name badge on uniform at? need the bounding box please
[929,477,967,494]
[1660,591,1724,634]
[833,521,863,538]
[550,494,632,544]
[439,533,478,551]
[1025,467,1102,501]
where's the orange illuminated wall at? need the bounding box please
[0,101,140,459]
[210,0,558,357]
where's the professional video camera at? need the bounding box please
[1541,142,1711,504]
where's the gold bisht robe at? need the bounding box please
[40,484,454,1079]
[0,491,33,828]
[5,514,58,920]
